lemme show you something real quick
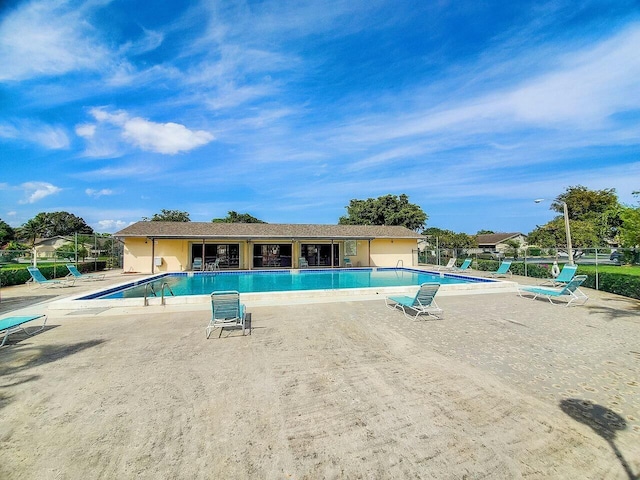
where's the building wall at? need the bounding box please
[122,236,419,272]
[369,238,417,267]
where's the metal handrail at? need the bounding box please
[143,282,157,306]
[396,259,404,268]
[160,282,175,305]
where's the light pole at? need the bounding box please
[535,199,574,265]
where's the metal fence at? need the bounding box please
[417,247,639,291]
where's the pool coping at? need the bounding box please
[48,268,518,310]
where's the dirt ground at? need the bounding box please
[0,276,639,479]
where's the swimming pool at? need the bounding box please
[83,268,489,300]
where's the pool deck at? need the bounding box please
[1,268,639,479]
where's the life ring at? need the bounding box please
[551,262,560,277]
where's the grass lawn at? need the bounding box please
[577,264,640,276]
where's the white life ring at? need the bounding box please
[551,262,560,277]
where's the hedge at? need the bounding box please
[474,260,639,300]
[0,261,107,287]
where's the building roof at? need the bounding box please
[115,222,423,240]
[476,232,525,246]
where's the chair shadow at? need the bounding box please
[212,313,253,338]
[560,398,637,479]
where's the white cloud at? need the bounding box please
[76,124,96,138]
[19,182,62,204]
[86,188,114,198]
[0,1,109,81]
[96,219,128,232]
[87,108,214,154]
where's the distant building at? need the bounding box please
[475,232,528,255]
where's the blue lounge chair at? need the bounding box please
[298,257,309,268]
[192,257,203,270]
[66,264,105,281]
[207,290,247,338]
[518,275,588,307]
[1,314,48,347]
[27,267,75,288]
[488,260,512,278]
[343,257,353,267]
[540,264,578,286]
[385,283,443,319]
[453,258,472,272]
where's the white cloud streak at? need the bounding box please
[19,181,62,204]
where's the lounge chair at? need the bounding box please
[298,257,309,268]
[453,258,472,272]
[344,257,353,267]
[487,260,512,278]
[66,264,105,281]
[192,257,203,270]
[27,267,75,288]
[385,283,443,319]
[518,275,589,307]
[436,258,456,271]
[1,314,48,347]
[207,290,247,338]
[540,264,578,286]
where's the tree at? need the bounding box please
[503,239,521,260]
[144,209,191,222]
[56,242,89,261]
[422,227,477,248]
[0,218,15,246]
[212,211,266,223]
[619,191,640,247]
[530,186,623,247]
[476,229,495,235]
[339,194,427,231]
[17,212,93,242]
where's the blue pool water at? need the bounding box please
[85,268,488,300]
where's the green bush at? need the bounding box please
[527,247,542,256]
[579,272,640,300]
[0,261,106,287]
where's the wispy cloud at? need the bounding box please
[0,120,70,149]
[86,188,114,198]
[0,1,110,82]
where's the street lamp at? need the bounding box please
[535,198,574,265]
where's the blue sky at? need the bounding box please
[1,0,639,234]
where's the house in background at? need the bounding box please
[475,232,528,256]
[115,222,423,273]
[33,236,72,258]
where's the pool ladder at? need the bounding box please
[143,282,175,306]
[396,259,404,268]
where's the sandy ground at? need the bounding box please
[0,271,639,479]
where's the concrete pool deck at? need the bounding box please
[1,268,639,478]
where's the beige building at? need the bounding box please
[115,222,422,274]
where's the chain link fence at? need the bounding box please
[417,246,639,294]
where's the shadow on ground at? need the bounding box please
[560,398,637,479]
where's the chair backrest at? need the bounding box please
[211,291,241,319]
[299,257,308,267]
[344,257,352,264]
[66,264,82,277]
[496,260,512,273]
[27,267,48,283]
[414,283,440,307]
[193,257,202,268]
[556,264,578,282]
[458,258,472,270]
[561,275,587,293]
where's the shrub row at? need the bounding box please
[474,259,639,299]
[0,262,106,287]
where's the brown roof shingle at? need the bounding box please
[115,222,423,240]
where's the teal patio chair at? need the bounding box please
[518,275,588,307]
[66,264,105,281]
[207,290,247,338]
[1,314,48,347]
[453,258,472,272]
[298,257,309,268]
[192,257,203,270]
[540,264,578,286]
[343,257,353,267]
[27,267,75,288]
[385,283,443,319]
[487,260,512,278]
